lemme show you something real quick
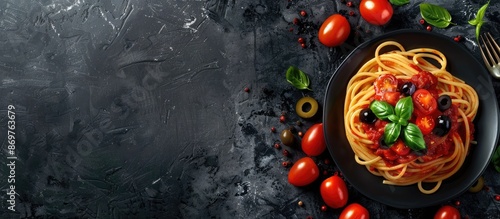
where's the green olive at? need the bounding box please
[468,176,484,193]
[280,129,294,146]
[296,96,319,119]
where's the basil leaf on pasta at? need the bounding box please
[395,96,413,122]
[384,123,401,146]
[369,100,394,120]
[403,123,426,151]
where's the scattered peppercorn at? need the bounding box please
[289,27,294,32]
[495,194,500,201]
[293,18,300,24]
[426,25,432,31]
[298,37,305,44]
[324,159,331,165]
[244,87,250,92]
[301,43,306,48]
[346,1,353,7]
[274,143,281,149]
[283,149,290,157]
[298,131,304,137]
[280,115,286,123]
[282,161,291,167]
[419,19,425,25]
[454,200,461,206]
[298,200,304,207]
[323,170,328,175]
[271,127,277,133]
[320,205,328,211]
[296,120,302,126]
[349,11,355,16]
[300,10,307,17]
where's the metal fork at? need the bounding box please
[479,32,500,79]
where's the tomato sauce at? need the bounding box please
[362,72,474,167]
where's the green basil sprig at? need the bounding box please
[369,96,426,152]
[468,1,490,41]
[390,0,409,6]
[286,66,312,91]
[419,3,456,28]
[492,145,500,172]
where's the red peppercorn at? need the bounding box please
[419,19,425,25]
[298,131,303,137]
[322,170,328,175]
[274,143,281,149]
[271,127,277,133]
[298,200,304,207]
[244,87,250,92]
[301,43,306,48]
[289,27,294,32]
[279,115,286,123]
[320,205,328,211]
[495,195,500,201]
[300,10,307,17]
[454,37,460,42]
[349,11,355,16]
[426,25,432,31]
[306,216,313,219]
[346,1,353,7]
[324,159,331,165]
[454,200,461,206]
[293,18,300,24]
[283,149,290,157]
[282,161,291,167]
[298,37,305,44]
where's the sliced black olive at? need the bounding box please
[378,136,390,149]
[433,115,451,137]
[437,95,452,111]
[400,82,416,96]
[359,108,377,124]
[413,149,428,156]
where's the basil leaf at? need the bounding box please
[403,123,426,151]
[492,145,500,172]
[395,96,413,122]
[419,3,455,28]
[390,0,409,6]
[384,123,401,146]
[388,115,399,123]
[468,1,489,41]
[369,101,395,120]
[286,66,311,90]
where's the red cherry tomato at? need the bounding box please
[411,71,438,90]
[301,123,327,156]
[390,139,410,156]
[359,0,393,26]
[434,205,460,219]
[413,89,438,115]
[374,74,398,95]
[340,203,370,219]
[318,14,351,47]
[288,157,319,186]
[320,175,348,209]
[415,115,436,135]
[383,91,401,106]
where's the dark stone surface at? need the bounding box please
[0,0,499,218]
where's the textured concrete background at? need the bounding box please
[0,0,499,218]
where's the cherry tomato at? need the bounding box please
[413,89,437,116]
[434,205,460,219]
[302,123,327,156]
[320,175,348,209]
[288,157,319,186]
[339,203,370,219]
[411,71,438,90]
[415,115,436,135]
[318,14,351,47]
[390,139,410,156]
[359,0,393,26]
[383,91,401,106]
[374,74,398,95]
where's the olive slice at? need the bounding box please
[437,95,452,111]
[400,82,416,96]
[468,176,484,193]
[295,96,319,119]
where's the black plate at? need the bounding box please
[322,29,500,209]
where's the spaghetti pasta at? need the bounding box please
[344,41,479,194]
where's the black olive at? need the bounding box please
[413,149,428,156]
[378,137,390,149]
[400,82,416,96]
[433,115,451,137]
[437,95,452,111]
[359,108,377,124]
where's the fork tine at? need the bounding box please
[479,34,491,67]
[485,32,500,64]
